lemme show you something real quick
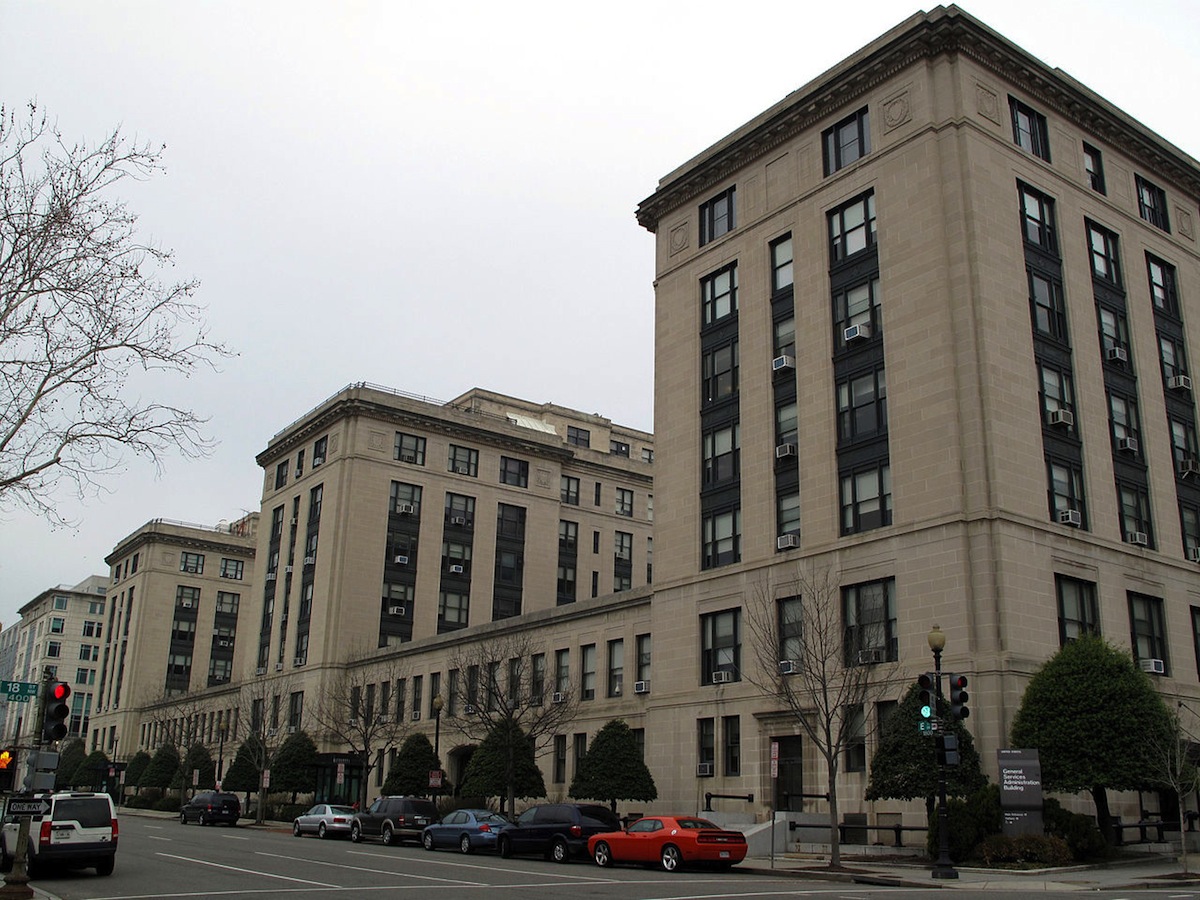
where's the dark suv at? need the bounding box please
[180,791,241,826]
[497,803,621,862]
[350,796,437,845]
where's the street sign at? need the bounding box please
[429,769,443,789]
[918,721,934,734]
[7,798,49,816]
[1,681,39,703]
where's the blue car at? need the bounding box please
[421,809,510,854]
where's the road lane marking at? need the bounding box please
[146,835,173,841]
[258,851,485,885]
[345,848,616,881]
[156,852,340,887]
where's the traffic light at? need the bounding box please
[947,673,969,720]
[917,672,936,722]
[0,749,14,792]
[43,681,71,741]
[937,733,961,766]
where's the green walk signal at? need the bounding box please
[917,672,936,721]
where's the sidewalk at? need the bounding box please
[743,852,1200,891]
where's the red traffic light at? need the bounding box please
[51,682,71,702]
[917,672,935,690]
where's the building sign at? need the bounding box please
[998,748,1043,836]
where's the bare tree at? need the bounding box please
[0,102,230,522]
[231,675,301,822]
[446,630,579,813]
[308,657,411,808]
[1152,702,1200,874]
[744,563,897,869]
[136,688,218,796]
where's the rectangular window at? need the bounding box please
[448,444,479,477]
[176,585,200,608]
[722,715,741,775]
[701,263,738,328]
[1056,575,1099,645]
[1160,334,1190,385]
[580,644,596,700]
[833,277,881,347]
[699,186,735,246]
[776,490,800,541]
[771,234,794,294]
[1128,592,1168,672]
[394,433,426,465]
[558,519,578,551]
[615,488,634,517]
[573,733,588,776]
[438,590,469,631]
[702,422,740,485]
[497,503,526,539]
[531,654,545,705]
[609,439,631,457]
[778,595,803,662]
[840,463,892,534]
[1039,362,1076,425]
[1183,503,1200,560]
[1048,458,1087,526]
[702,340,739,405]
[1170,419,1199,476]
[843,578,898,664]
[607,639,624,698]
[560,476,580,506]
[700,608,741,683]
[275,461,289,489]
[1087,222,1121,286]
[1098,305,1131,365]
[702,508,741,569]
[845,705,867,772]
[46,641,61,658]
[837,368,887,443]
[1107,391,1142,457]
[823,107,870,175]
[499,456,529,487]
[1009,96,1050,161]
[219,558,244,580]
[774,316,796,360]
[614,531,633,563]
[1083,143,1105,194]
[308,484,323,523]
[79,644,99,662]
[180,552,204,575]
[50,618,64,634]
[555,648,570,694]
[636,633,651,682]
[444,492,475,527]
[829,192,876,262]
[1029,269,1068,342]
[1136,175,1170,232]
[1019,183,1057,253]
[567,426,590,448]
[1116,482,1154,547]
[1148,255,1180,318]
[313,435,328,466]
[698,718,715,769]
[553,734,567,783]
[776,401,797,446]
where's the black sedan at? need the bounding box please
[421,809,510,854]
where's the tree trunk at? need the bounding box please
[1179,798,1190,874]
[827,764,841,868]
[1091,785,1114,846]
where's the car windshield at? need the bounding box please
[53,799,110,828]
[328,806,355,815]
[477,813,509,825]
[675,818,719,830]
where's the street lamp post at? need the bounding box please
[217,721,228,787]
[927,624,958,880]
[431,696,444,802]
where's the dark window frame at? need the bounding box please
[1136,175,1170,232]
[699,186,736,246]
[1009,96,1051,161]
[823,107,871,175]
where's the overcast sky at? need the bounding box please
[1,1,1198,627]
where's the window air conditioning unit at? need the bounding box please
[287,725,297,734]
[1058,508,1082,527]
[411,710,421,721]
[1126,531,1149,546]
[633,680,650,694]
[1169,375,1193,392]
[348,718,359,726]
[267,728,278,737]
[775,443,797,459]
[857,648,884,665]
[552,692,566,704]
[377,715,389,724]
[397,503,415,515]
[290,517,297,526]
[180,600,193,609]
[293,657,305,666]
[1048,409,1074,428]
[1118,437,1139,453]
[304,556,316,565]
[464,703,476,714]
[401,453,417,463]
[450,515,467,526]
[772,354,795,372]
[295,466,303,477]
[255,667,267,676]
[1140,658,1165,675]
[393,554,409,565]
[711,670,734,685]
[1180,458,1200,478]
[449,564,465,574]
[313,457,324,467]
[388,606,406,617]
[266,572,277,581]
[696,763,714,777]
[778,660,797,676]
[1107,346,1128,363]
[275,663,284,672]
[454,465,470,475]
[843,323,871,343]
[285,565,293,574]
[777,534,800,550]
[218,639,231,648]
[1189,547,1200,563]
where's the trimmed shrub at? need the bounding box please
[975,833,1073,867]
[927,783,1002,863]
[154,793,182,812]
[1043,798,1113,861]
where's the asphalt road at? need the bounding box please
[15,816,1200,900]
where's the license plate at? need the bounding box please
[51,831,72,843]
[416,818,429,825]
[719,850,730,858]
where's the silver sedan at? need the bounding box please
[292,804,358,839]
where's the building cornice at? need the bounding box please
[635,5,1200,232]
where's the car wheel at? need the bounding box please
[593,841,613,868]
[498,836,513,859]
[350,822,362,843]
[318,823,328,839]
[179,812,187,825]
[422,831,435,851]
[95,856,115,876]
[552,837,570,864]
[293,821,302,837]
[381,824,395,846]
[660,844,682,872]
[459,834,473,855]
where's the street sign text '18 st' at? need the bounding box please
[0,681,39,702]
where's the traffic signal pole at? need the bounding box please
[926,627,958,881]
[0,668,53,898]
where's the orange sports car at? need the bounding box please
[587,815,748,871]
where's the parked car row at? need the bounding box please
[291,797,748,871]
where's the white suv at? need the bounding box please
[1,792,117,876]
